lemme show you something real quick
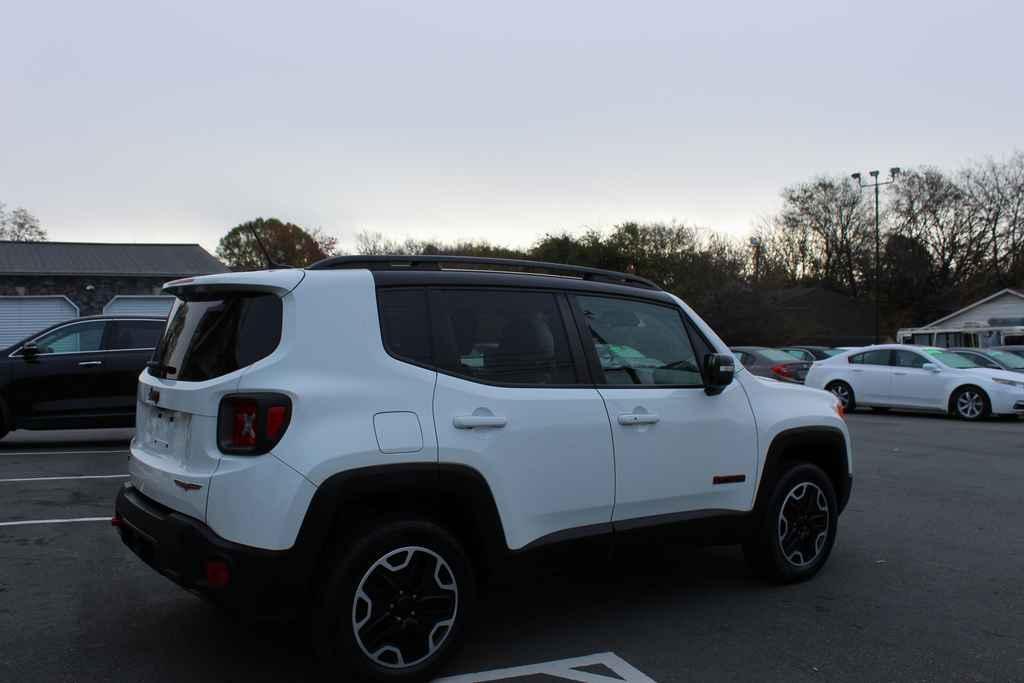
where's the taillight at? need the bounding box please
[217,394,292,455]
[771,364,794,379]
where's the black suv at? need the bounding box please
[0,315,165,439]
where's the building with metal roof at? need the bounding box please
[0,241,228,346]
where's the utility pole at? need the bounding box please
[851,168,901,344]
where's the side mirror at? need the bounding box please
[21,342,40,358]
[922,362,939,372]
[704,353,735,396]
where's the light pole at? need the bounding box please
[851,167,900,344]
[749,236,763,283]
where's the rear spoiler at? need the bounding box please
[164,269,305,300]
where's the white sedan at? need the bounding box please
[805,344,1024,420]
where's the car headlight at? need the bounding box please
[992,378,1024,390]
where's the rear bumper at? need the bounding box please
[114,485,311,614]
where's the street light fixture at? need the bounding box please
[851,167,901,344]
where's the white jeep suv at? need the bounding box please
[114,256,852,681]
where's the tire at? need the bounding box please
[744,463,839,583]
[950,386,990,421]
[825,381,856,412]
[312,519,475,682]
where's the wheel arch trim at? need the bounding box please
[755,426,852,515]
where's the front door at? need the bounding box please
[9,320,109,425]
[431,288,615,551]
[569,294,758,522]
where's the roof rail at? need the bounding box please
[308,255,661,290]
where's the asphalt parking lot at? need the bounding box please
[1,414,1022,682]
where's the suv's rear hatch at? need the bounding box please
[130,270,302,520]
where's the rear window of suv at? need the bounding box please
[151,293,282,381]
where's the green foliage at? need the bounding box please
[217,218,337,270]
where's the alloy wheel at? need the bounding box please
[829,383,851,408]
[956,390,983,419]
[777,482,830,568]
[352,546,458,669]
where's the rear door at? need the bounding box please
[431,288,615,550]
[96,320,165,419]
[890,349,948,409]
[847,349,894,405]
[570,293,758,521]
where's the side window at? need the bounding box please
[961,352,998,369]
[573,295,702,386]
[791,349,813,361]
[434,289,576,385]
[736,352,754,368]
[892,350,927,369]
[105,321,164,350]
[33,321,107,354]
[378,289,433,366]
[850,349,891,365]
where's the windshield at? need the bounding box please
[151,293,282,381]
[987,350,1024,369]
[923,348,981,369]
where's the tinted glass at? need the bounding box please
[34,321,106,354]
[575,295,701,386]
[105,320,164,350]
[850,350,891,365]
[892,350,928,368]
[435,289,575,385]
[823,349,843,357]
[784,349,813,361]
[153,294,282,381]
[378,289,432,365]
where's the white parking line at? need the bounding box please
[0,474,129,483]
[434,652,657,683]
[0,517,111,528]
[0,449,128,457]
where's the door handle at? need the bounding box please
[618,413,660,426]
[851,369,864,373]
[78,361,103,366]
[893,371,907,376]
[453,415,508,429]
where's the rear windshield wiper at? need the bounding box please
[146,361,178,377]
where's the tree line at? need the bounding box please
[218,152,1023,342]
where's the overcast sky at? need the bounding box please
[2,0,1022,254]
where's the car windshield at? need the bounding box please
[760,349,801,362]
[923,348,981,369]
[988,350,1024,369]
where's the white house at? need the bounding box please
[896,288,1024,347]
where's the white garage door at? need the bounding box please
[103,295,175,317]
[0,296,80,348]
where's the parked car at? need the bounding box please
[949,347,1024,373]
[994,345,1024,359]
[114,257,852,682]
[0,315,166,439]
[731,346,812,383]
[806,344,1024,420]
[781,346,842,362]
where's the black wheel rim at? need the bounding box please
[777,482,830,568]
[829,384,850,408]
[352,546,458,669]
